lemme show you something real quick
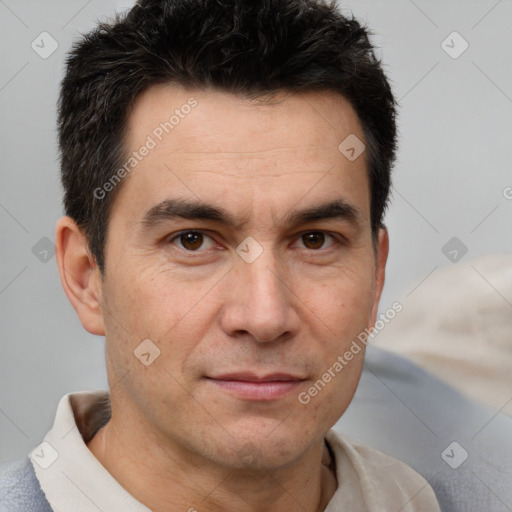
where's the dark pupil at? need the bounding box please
[303,232,325,249]
[181,231,203,250]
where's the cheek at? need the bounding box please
[106,261,196,329]
[102,261,220,372]
[298,346,365,435]
[297,262,375,336]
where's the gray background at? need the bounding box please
[1,0,511,462]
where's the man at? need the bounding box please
[0,0,441,510]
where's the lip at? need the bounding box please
[211,372,304,382]
[206,372,305,401]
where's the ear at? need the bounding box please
[369,227,389,328]
[55,216,105,336]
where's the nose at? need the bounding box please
[219,247,300,343]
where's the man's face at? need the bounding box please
[98,85,386,469]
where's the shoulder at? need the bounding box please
[326,430,441,511]
[0,457,53,512]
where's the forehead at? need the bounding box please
[125,84,365,157]
[113,84,370,225]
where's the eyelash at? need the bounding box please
[167,230,343,253]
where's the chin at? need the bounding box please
[217,427,314,471]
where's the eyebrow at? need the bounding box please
[284,199,361,227]
[139,198,245,230]
[139,197,362,232]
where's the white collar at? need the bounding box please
[31,390,150,512]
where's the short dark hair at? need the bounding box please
[58,0,397,272]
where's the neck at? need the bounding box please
[87,411,337,512]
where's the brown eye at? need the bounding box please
[301,232,326,249]
[173,231,210,251]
